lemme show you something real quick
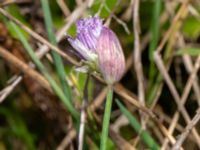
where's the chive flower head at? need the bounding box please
[68,16,125,84]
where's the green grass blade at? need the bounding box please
[176,47,200,56]
[116,99,160,150]
[40,0,72,102]
[0,107,36,150]
[148,0,162,104]
[11,22,79,120]
[147,21,177,106]
[100,86,113,150]
[149,0,162,61]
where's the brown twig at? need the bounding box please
[161,33,200,149]
[183,55,200,104]
[0,75,22,102]
[0,0,31,6]
[163,51,199,149]
[132,0,146,129]
[109,129,136,150]
[56,128,76,150]
[56,0,70,16]
[89,88,107,111]
[156,0,190,53]
[0,47,52,93]
[161,112,181,150]
[155,108,196,142]
[172,109,200,150]
[0,8,80,66]
[154,51,200,148]
[103,1,130,34]
[161,55,200,149]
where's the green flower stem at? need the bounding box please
[41,0,72,102]
[11,22,79,120]
[100,86,113,150]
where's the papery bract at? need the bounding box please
[96,27,125,84]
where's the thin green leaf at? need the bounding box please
[40,0,72,103]
[116,99,160,150]
[148,0,162,102]
[149,0,162,61]
[176,48,200,56]
[11,22,79,120]
[0,107,36,150]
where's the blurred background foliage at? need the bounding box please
[0,0,200,150]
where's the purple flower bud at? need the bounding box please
[96,27,125,84]
[68,16,103,62]
[76,16,103,51]
[68,16,125,84]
